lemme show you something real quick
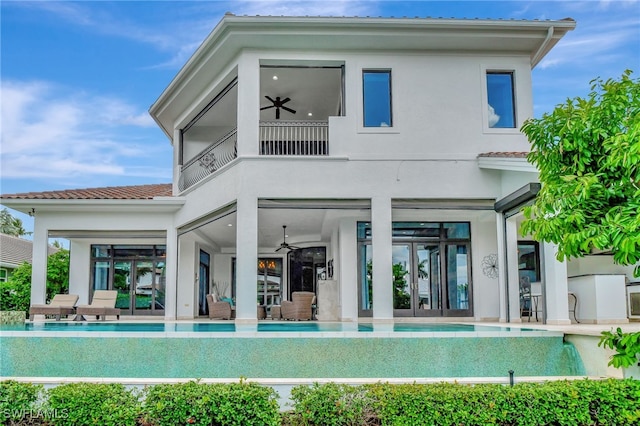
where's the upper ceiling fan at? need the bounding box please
[275,225,300,252]
[260,96,296,120]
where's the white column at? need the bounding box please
[542,242,571,325]
[164,225,179,320]
[176,234,197,319]
[495,212,508,322]
[236,195,258,321]
[338,217,357,321]
[505,216,521,322]
[236,54,259,157]
[30,218,48,306]
[69,241,91,305]
[371,197,393,320]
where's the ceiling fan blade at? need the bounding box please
[281,97,291,104]
[282,106,296,114]
[265,95,275,103]
[260,105,275,110]
[276,108,280,120]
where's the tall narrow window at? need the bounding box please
[363,70,392,127]
[486,72,515,128]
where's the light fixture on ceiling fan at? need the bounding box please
[260,96,297,119]
[275,225,300,252]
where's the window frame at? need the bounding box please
[482,69,519,133]
[362,69,393,129]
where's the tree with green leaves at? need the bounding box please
[0,207,31,237]
[521,70,640,277]
[0,249,69,312]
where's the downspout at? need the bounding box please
[531,26,555,68]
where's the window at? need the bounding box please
[0,268,7,282]
[486,72,515,128]
[518,241,540,282]
[363,70,392,127]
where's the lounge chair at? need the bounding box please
[29,294,79,321]
[207,294,233,320]
[281,291,316,321]
[75,290,121,321]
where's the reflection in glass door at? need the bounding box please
[114,261,131,312]
[393,243,471,317]
[416,244,441,315]
[112,260,166,315]
[392,245,412,312]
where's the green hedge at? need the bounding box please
[142,380,281,426]
[287,379,640,426]
[2,379,639,425]
[0,380,43,423]
[44,383,141,426]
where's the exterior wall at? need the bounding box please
[29,210,176,316]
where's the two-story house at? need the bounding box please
[11,14,631,325]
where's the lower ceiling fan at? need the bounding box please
[275,225,300,252]
[260,95,296,119]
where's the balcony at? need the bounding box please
[178,121,330,191]
[178,129,238,192]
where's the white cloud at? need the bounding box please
[0,80,164,180]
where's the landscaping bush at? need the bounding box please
[0,381,43,425]
[44,383,141,426]
[289,379,640,426]
[142,379,281,426]
[287,382,377,426]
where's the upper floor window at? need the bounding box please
[363,70,392,127]
[486,72,515,128]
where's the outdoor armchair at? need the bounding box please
[281,291,316,321]
[207,294,233,320]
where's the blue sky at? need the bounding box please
[1,0,639,231]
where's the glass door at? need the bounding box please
[113,260,165,315]
[113,261,132,313]
[392,244,413,315]
[443,243,471,316]
[392,243,471,317]
[415,244,442,317]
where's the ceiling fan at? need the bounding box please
[275,225,300,252]
[260,96,296,119]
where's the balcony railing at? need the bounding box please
[259,120,329,156]
[178,129,237,191]
[178,121,330,191]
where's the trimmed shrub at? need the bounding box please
[142,380,281,426]
[289,379,640,426]
[44,383,141,426]
[288,382,377,426]
[0,381,43,424]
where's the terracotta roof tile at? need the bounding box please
[1,183,172,200]
[477,152,529,158]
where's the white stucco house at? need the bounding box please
[3,14,637,324]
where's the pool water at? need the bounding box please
[0,321,585,380]
[1,321,537,333]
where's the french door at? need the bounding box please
[113,260,165,315]
[392,242,472,317]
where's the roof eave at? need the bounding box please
[0,198,186,214]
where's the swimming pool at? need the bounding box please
[0,321,584,379]
[0,321,545,336]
